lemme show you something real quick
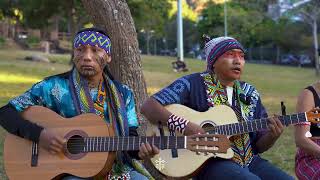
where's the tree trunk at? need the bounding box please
[67,0,77,42]
[81,1,163,178]
[81,0,148,117]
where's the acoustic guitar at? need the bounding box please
[3,106,230,180]
[147,104,320,178]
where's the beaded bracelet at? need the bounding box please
[167,114,190,134]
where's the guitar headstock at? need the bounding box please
[306,108,320,123]
[186,134,230,154]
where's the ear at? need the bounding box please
[105,54,112,63]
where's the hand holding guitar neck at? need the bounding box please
[266,115,284,139]
[138,143,160,160]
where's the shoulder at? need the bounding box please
[184,72,204,81]
[42,71,70,84]
[297,88,314,104]
[29,71,70,90]
[239,81,259,96]
[172,72,203,89]
[296,88,315,113]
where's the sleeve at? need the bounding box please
[9,80,53,112]
[152,76,191,106]
[251,97,268,143]
[0,104,43,142]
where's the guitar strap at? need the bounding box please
[229,88,254,167]
[201,72,254,167]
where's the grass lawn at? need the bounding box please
[0,50,319,179]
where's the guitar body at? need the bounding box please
[147,104,236,178]
[4,106,116,180]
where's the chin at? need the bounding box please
[79,70,97,77]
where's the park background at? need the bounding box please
[0,0,320,179]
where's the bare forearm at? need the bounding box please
[296,137,320,157]
[255,133,278,153]
[140,98,171,125]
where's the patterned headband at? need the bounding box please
[73,30,111,54]
[205,37,245,72]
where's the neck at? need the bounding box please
[219,79,234,87]
[85,73,103,89]
[215,74,235,87]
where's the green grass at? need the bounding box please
[0,50,319,179]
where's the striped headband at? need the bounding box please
[205,37,245,72]
[73,30,111,55]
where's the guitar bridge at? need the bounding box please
[31,142,38,167]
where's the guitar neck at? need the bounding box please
[210,112,307,136]
[81,136,186,152]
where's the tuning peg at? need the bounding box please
[196,151,201,155]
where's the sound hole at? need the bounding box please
[201,122,215,132]
[67,135,85,154]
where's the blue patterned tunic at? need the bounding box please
[10,73,138,128]
[153,72,268,156]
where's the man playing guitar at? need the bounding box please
[141,36,293,179]
[0,27,158,180]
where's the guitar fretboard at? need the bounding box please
[79,136,186,152]
[208,112,307,135]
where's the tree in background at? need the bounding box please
[17,0,90,40]
[128,0,171,55]
[292,0,320,75]
[0,0,22,38]
[81,0,147,125]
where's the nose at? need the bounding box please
[233,56,241,64]
[234,54,244,64]
[82,48,94,62]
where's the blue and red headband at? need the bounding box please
[73,30,111,55]
[205,37,245,72]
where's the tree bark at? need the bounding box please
[81,1,164,178]
[81,0,148,123]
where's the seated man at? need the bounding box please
[0,27,158,180]
[141,36,293,179]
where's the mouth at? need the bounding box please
[231,67,241,73]
[80,65,94,70]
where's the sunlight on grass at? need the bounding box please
[147,87,160,95]
[0,73,41,84]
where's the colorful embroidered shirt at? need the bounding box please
[152,72,268,166]
[9,73,138,127]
